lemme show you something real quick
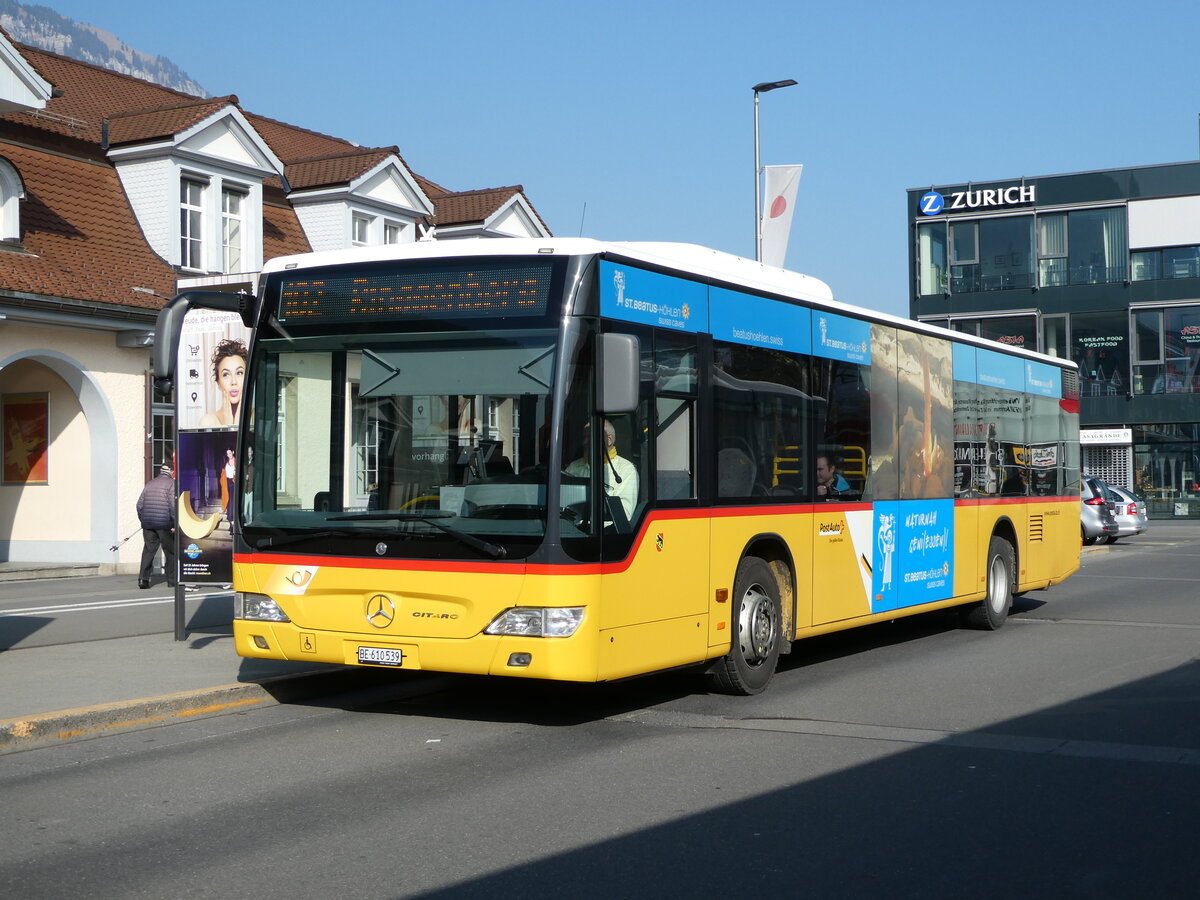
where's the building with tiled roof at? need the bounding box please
[0,32,551,568]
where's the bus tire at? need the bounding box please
[708,556,782,695]
[962,536,1013,630]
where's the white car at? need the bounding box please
[1105,485,1148,543]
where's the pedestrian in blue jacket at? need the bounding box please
[136,464,176,589]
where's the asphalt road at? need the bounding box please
[2,527,1198,898]
[0,576,232,650]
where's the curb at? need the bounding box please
[0,667,362,755]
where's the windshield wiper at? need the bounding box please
[330,512,507,560]
[253,528,393,551]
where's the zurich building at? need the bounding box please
[908,161,1200,518]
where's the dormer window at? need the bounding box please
[0,156,23,243]
[176,173,257,273]
[348,211,408,247]
[351,212,372,247]
[222,186,246,272]
[109,104,278,275]
[180,177,205,269]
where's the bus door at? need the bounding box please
[596,328,710,677]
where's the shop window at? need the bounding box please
[1134,423,1200,502]
[941,315,1037,352]
[1072,311,1128,396]
[1131,305,1200,395]
[978,315,1037,350]
[951,319,980,336]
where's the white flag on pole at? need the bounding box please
[760,164,803,268]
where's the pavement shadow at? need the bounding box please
[400,660,1200,899]
[185,593,233,630]
[276,607,1005,728]
[0,615,54,650]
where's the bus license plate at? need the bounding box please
[357,646,404,667]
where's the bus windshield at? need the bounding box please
[242,327,559,560]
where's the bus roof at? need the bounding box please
[260,237,833,301]
[259,238,1075,371]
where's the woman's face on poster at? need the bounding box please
[216,355,246,405]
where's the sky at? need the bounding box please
[34,0,1200,318]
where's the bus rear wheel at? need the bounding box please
[962,536,1014,630]
[708,556,782,695]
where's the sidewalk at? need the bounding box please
[0,567,351,754]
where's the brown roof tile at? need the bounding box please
[0,142,176,308]
[3,45,201,146]
[432,186,551,235]
[433,186,521,225]
[106,96,238,146]
[285,147,400,191]
[0,40,547,315]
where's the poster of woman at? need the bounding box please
[176,310,251,432]
[174,308,249,585]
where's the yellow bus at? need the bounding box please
[154,239,1081,694]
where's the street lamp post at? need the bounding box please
[753,79,797,262]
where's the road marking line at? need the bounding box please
[0,592,229,617]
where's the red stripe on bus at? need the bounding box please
[236,496,1077,577]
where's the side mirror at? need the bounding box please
[152,290,257,394]
[597,333,639,414]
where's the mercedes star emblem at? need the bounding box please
[366,594,395,628]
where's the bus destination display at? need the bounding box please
[276,262,554,323]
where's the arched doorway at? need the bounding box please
[0,350,118,562]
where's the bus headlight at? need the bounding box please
[484,607,584,637]
[236,592,291,622]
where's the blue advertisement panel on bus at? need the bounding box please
[872,499,955,613]
[812,311,871,365]
[599,260,707,333]
[709,286,811,354]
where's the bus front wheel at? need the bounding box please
[961,536,1014,630]
[708,556,782,695]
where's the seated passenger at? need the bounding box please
[816,454,851,499]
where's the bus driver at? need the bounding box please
[565,419,638,521]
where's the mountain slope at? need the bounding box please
[0,0,206,96]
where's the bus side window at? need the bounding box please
[654,332,697,502]
[656,397,694,499]
[815,357,872,501]
[606,412,644,526]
